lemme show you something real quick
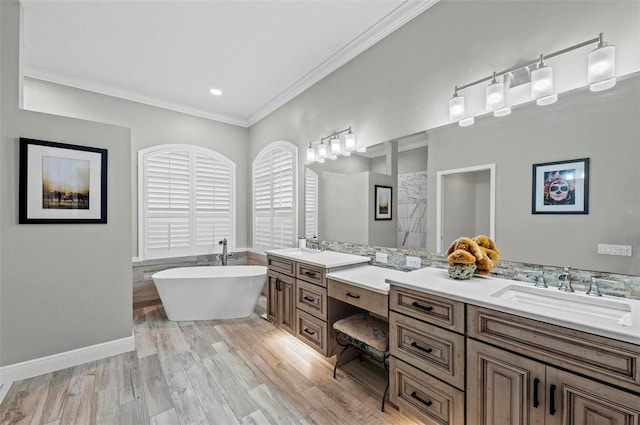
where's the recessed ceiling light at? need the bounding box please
[209,88,223,96]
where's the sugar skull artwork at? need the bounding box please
[544,169,576,205]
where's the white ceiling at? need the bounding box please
[21,0,437,127]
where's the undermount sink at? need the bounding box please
[278,247,321,255]
[490,284,634,327]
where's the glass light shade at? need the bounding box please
[486,80,504,111]
[330,137,341,155]
[459,117,475,127]
[345,132,356,151]
[531,65,554,99]
[536,93,558,106]
[306,146,315,162]
[448,95,465,121]
[317,143,327,159]
[588,44,616,91]
[494,107,511,117]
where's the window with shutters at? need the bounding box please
[252,141,297,253]
[139,144,235,260]
[305,168,318,238]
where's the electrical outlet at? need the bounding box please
[406,256,421,269]
[597,244,633,256]
[375,252,388,264]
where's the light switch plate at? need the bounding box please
[375,252,388,264]
[406,256,421,268]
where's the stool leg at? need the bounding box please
[381,381,389,412]
[333,345,349,379]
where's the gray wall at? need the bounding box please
[248,0,640,275]
[1,1,132,366]
[23,77,250,256]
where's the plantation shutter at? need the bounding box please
[305,168,318,238]
[145,150,191,259]
[253,142,297,252]
[141,145,235,260]
[193,153,233,255]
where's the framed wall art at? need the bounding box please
[532,157,589,214]
[19,138,108,224]
[374,185,392,220]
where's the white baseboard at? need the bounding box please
[0,333,135,403]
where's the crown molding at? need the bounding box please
[24,70,250,127]
[24,0,439,129]
[247,0,440,127]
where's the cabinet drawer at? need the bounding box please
[390,286,464,333]
[390,311,465,390]
[296,279,327,320]
[468,305,640,393]
[267,255,295,276]
[296,309,328,356]
[296,262,325,286]
[389,356,464,425]
[328,279,388,318]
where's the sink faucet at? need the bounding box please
[558,266,574,292]
[217,238,233,266]
[307,235,322,251]
[532,270,546,288]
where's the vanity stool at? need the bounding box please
[332,312,390,411]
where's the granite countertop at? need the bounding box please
[386,266,640,346]
[265,248,370,269]
[326,265,408,295]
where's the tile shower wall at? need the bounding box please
[397,171,428,250]
[322,240,640,300]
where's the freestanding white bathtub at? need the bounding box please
[152,265,267,321]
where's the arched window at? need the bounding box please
[252,141,298,252]
[139,144,235,260]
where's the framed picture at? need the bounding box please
[19,138,108,224]
[532,158,589,214]
[374,185,392,220]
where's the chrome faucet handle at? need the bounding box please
[558,266,574,292]
[587,278,616,297]
[586,277,602,297]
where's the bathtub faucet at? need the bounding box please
[217,238,233,266]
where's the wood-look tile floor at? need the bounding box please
[0,298,420,425]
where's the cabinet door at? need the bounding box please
[267,272,280,323]
[467,339,546,425]
[546,367,640,425]
[281,278,295,332]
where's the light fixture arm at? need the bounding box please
[320,126,352,143]
[454,34,603,93]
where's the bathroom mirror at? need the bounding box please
[305,132,428,249]
[303,76,640,276]
[436,164,495,253]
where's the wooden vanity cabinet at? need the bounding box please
[467,305,640,425]
[389,285,466,425]
[266,270,295,333]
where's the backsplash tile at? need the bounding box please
[321,240,640,300]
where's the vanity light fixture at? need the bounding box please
[306,142,316,162]
[448,32,616,126]
[307,127,360,163]
[531,54,558,106]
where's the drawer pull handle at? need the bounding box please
[303,328,316,336]
[303,296,316,302]
[346,293,361,299]
[411,302,433,312]
[410,391,432,407]
[303,271,317,277]
[410,341,433,353]
[533,378,540,408]
[549,384,556,416]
